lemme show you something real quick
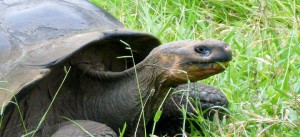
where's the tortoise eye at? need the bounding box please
[194,46,211,56]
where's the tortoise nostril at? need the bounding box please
[223,44,229,49]
[194,46,211,56]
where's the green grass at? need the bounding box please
[92,0,300,136]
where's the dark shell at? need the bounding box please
[0,0,160,110]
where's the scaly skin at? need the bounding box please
[148,83,228,136]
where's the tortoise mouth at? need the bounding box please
[181,61,230,81]
[196,62,230,70]
[166,61,229,84]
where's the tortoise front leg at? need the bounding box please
[148,83,228,136]
[40,120,117,137]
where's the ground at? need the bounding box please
[92,0,300,136]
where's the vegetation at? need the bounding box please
[91,0,300,136]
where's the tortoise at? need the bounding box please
[0,0,232,136]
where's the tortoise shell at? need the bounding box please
[0,0,160,112]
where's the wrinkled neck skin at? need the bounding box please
[62,55,172,136]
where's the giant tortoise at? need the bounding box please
[0,0,232,136]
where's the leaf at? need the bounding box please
[64,66,68,74]
[253,57,271,65]
[153,109,162,123]
[116,56,132,59]
[223,28,236,42]
[119,122,127,137]
[294,44,300,56]
[275,87,293,99]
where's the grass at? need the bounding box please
[119,40,147,137]
[20,66,72,137]
[91,0,300,136]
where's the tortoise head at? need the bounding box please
[148,39,232,85]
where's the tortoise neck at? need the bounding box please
[116,55,173,135]
[77,55,172,135]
